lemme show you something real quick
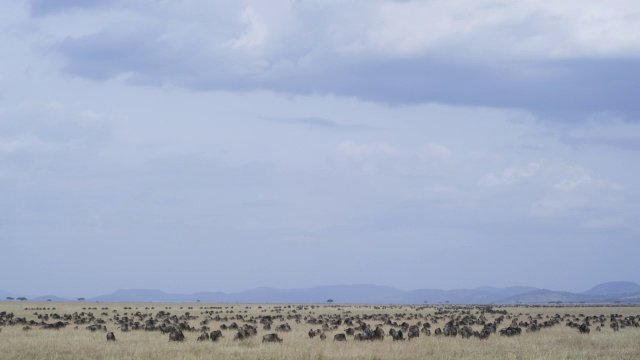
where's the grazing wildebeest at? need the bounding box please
[499,326,521,336]
[234,329,252,341]
[579,324,590,334]
[333,333,347,341]
[169,329,185,342]
[320,332,327,340]
[275,323,291,332]
[408,326,420,340]
[210,330,223,341]
[262,333,283,343]
[392,330,405,341]
[308,329,317,338]
[106,332,116,341]
[197,332,209,341]
[369,326,384,341]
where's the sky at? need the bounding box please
[1,0,639,299]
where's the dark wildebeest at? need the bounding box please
[308,329,317,338]
[197,332,209,341]
[234,329,251,341]
[334,333,347,341]
[169,329,185,342]
[210,330,223,341]
[262,333,283,343]
[392,330,405,341]
[579,324,590,334]
[320,332,327,340]
[106,332,116,341]
[408,326,420,340]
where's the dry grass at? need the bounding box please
[0,302,639,360]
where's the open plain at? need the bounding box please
[0,302,639,360]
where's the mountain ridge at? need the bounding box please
[2,281,639,304]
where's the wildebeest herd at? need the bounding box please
[1,303,638,344]
[1,303,639,360]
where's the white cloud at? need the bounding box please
[363,0,640,59]
[336,140,398,160]
[0,134,52,153]
[479,162,541,187]
[530,166,624,217]
[228,6,268,52]
[419,143,452,162]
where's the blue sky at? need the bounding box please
[1,0,639,298]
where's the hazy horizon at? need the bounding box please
[4,280,638,301]
[2,1,639,299]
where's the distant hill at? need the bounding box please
[31,295,72,302]
[5,281,640,304]
[475,286,540,299]
[584,281,640,295]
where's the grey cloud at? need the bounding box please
[29,0,114,17]
[262,117,373,132]
[55,24,640,120]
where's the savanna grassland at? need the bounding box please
[0,302,639,360]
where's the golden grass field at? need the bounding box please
[0,302,639,360]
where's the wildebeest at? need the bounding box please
[262,333,283,343]
[275,323,291,332]
[334,333,347,341]
[392,330,405,341]
[197,332,209,341]
[308,329,317,338]
[408,326,420,340]
[320,332,327,340]
[234,329,252,341]
[499,326,521,337]
[210,330,223,341]
[579,324,590,334]
[106,332,116,341]
[169,329,185,342]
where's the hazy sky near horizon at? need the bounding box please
[1,0,639,298]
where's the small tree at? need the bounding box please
[47,299,52,302]
[6,297,14,301]
[77,298,85,301]
[17,297,27,301]
[327,299,334,303]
